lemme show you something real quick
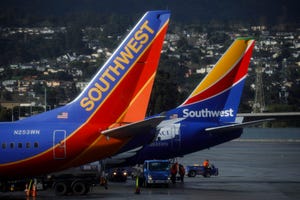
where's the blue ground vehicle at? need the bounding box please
[143,160,171,187]
[186,164,219,177]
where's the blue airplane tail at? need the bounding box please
[167,38,255,123]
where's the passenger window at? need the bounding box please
[1,143,6,149]
[26,142,30,148]
[10,143,14,148]
[18,143,22,148]
[34,142,39,148]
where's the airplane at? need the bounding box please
[0,10,170,179]
[103,37,266,166]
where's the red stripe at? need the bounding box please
[184,42,254,105]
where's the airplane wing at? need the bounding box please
[205,118,274,133]
[102,116,165,139]
[237,112,300,122]
[206,112,300,133]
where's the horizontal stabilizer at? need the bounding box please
[205,118,274,133]
[238,112,300,121]
[102,116,165,139]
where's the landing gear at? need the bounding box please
[54,180,90,196]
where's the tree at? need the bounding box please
[65,24,85,53]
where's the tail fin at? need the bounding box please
[169,38,255,123]
[22,11,170,124]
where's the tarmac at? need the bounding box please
[1,140,300,200]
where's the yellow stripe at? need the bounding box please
[190,39,250,97]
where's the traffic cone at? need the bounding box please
[31,184,37,197]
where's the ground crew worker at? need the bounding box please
[135,166,142,194]
[203,159,209,168]
[203,159,210,176]
[100,170,108,189]
[170,162,178,184]
[178,164,185,183]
